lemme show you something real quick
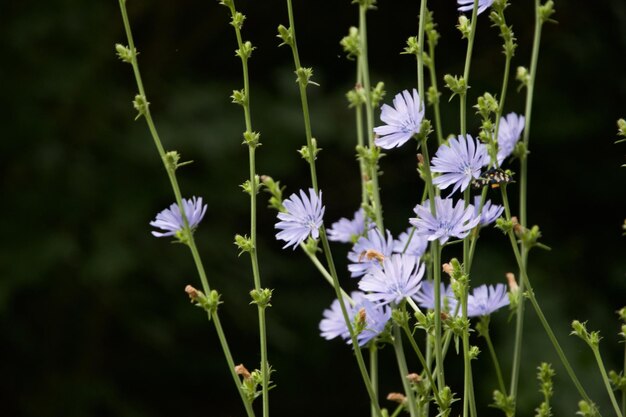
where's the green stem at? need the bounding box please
[416,0,427,102]
[459,0,480,136]
[117,2,254,415]
[425,18,444,146]
[482,318,507,395]
[358,3,384,231]
[283,3,383,414]
[591,347,624,417]
[370,344,379,417]
[301,245,352,303]
[401,322,442,406]
[223,2,270,414]
[623,343,626,417]
[501,188,596,411]
[356,61,368,206]
[393,324,420,417]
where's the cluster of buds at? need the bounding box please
[260,175,285,212]
[185,285,223,317]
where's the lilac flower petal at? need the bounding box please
[467,283,510,317]
[457,0,495,15]
[275,188,325,250]
[410,197,480,244]
[327,208,370,243]
[431,134,489,194]
[374,89,425,149]
[497,112,525,166]
[150,196,207,238]
[347,228,394,278]
[359,254,425,306]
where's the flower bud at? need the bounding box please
[386,392,406,404]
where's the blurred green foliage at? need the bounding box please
[1,0,625,416]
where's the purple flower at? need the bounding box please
[374,89,425,149]
[319,292,391,347]
[414,281,458,314]
[393,228,428,258]
[467,284,510,317]
[497,113,525,166]
[275,188,325,250]
[431,134,489,194]
[359,254,425,306]
[150,196,207,237]
[473,196,504,227]
[457,0,495,15]
[410,197,480,244]
[327,208,369,243]
[347,228,394,278]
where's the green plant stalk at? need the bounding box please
[459,0,480,136]
[370,343,379,417]
[301,245,352,302]
[623,343,626,417]
[117,2,254,415]
[511,1,544,401]
[500,187,596,411]
[224,3,270,414]
[356,61,368,206]
[416,0,427,101]
[425,18,444,146]
[418,137,444,391]
[284,2,383,414]
[358,3,384,231]
[393,324,420,417]
[591,346,624,417]
[401,320,443,406]
[491,48,512,163]
[483,320,507,395]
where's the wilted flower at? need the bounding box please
[497,112,525,166]
[327,208,369,243]
[359,254,425,306]
[414,281,458,313]
[275,188,325,250]
[374,89,425,149]
[150,196,207,237]
[319,292,390,347]
[457,0,495,15]
[347,228,394,278]
[473,196,504,227]
[431,134,489,194]
[410,197,480,244]
[467,283,510,317]
[393,228,428,257]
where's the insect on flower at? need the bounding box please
[471,168,514,189]
[358,249,386,264]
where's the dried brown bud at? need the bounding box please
[406,373,422,384]
[506,272,518,292]
[416,153,425,165]
[387,392,407,404]
[235,364,251,380]
[440,312,450,321]
[357,308,367,326]
[185,285,201,302]
[442,263,453,275]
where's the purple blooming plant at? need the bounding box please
[319,292,391,347]
[393,227,428,258]
[358,254,425,306]
[431,134,489,194]
[327,208,369,243]
[457,0,495,15]
[347,228,394,278]
[467,283,510,317]
[410,197,480,244]
[414,281,458,314]
[150,196,207,238]
[275,188,325,250]
[497,112,525,166]
[473,196,504,227]
[373,89,425,149]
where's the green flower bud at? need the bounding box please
[457,15,471,39]
[230,11,245,30]
[115,43,135,63]
[235,41,255,60]
[250,288,273,308]
[231,89,247,106]
[277,25,293,47]
[340,27,360,60]
[132,94,149,120]
[234,234,254,256]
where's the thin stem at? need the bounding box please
[283,3,383,414]
[591,347,624,417]
[501,188,596,410]
[358,3,384,231]
[117,2,254,415]
[460,0,480,136]
[416,0,427,102]
[623,343,626,417]
[401,322,442,406]
[302,245,352,303]
[370,344,379,417]
[482,319,507,395]
[425,16,444,146]
[222,2,270,413]
[356,61,368,206]
[393,324,420,417]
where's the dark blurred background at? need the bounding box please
[1,0,625,416]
